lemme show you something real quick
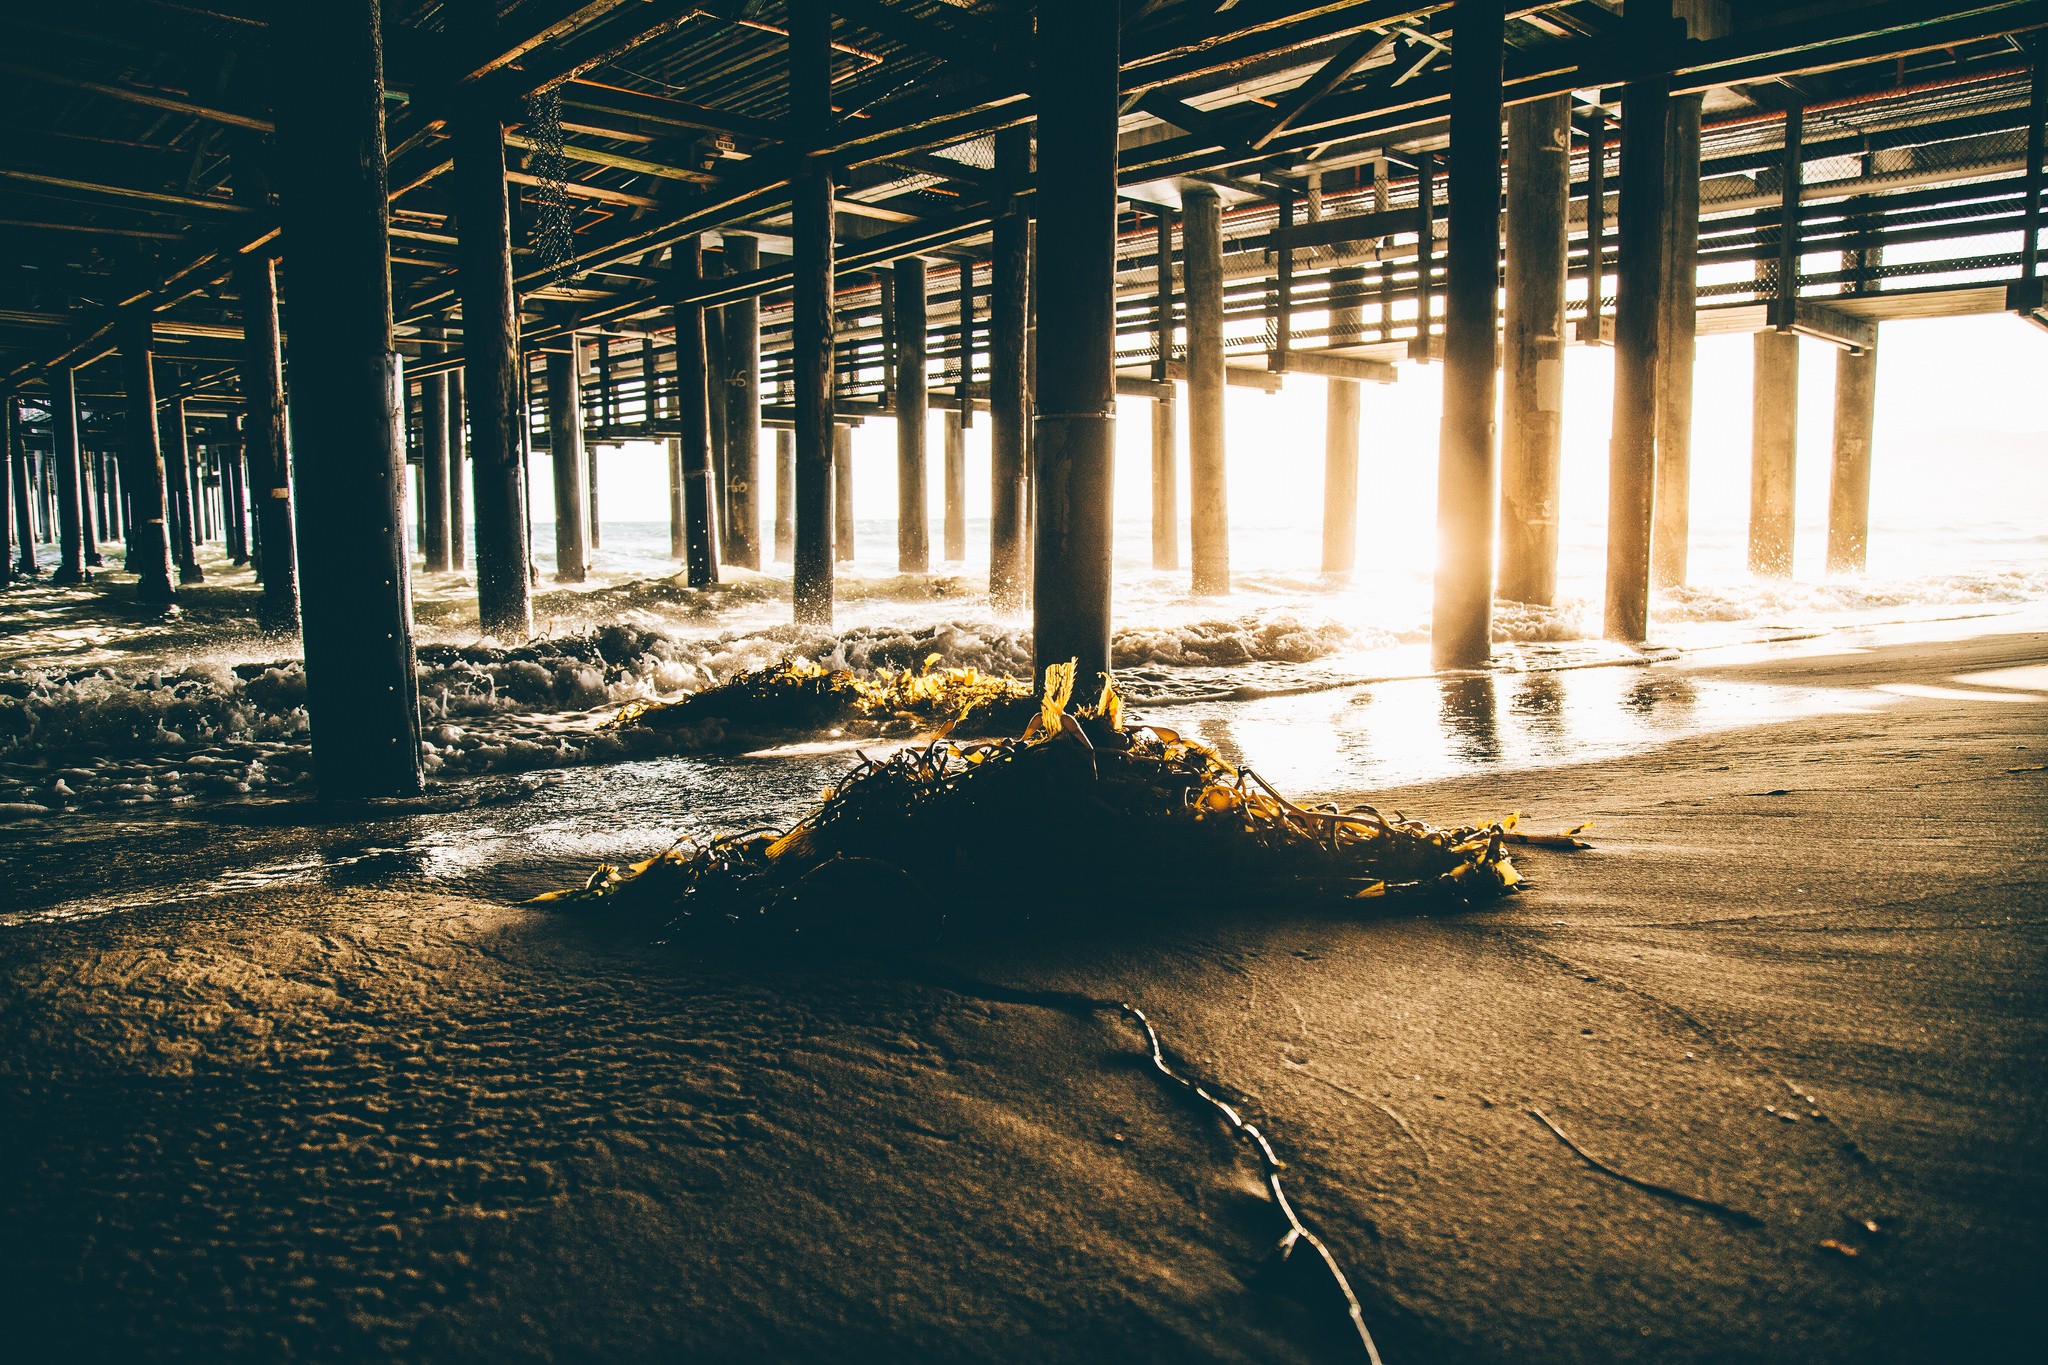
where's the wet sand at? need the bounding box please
[2,632,2042,1361]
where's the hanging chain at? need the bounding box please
[524,90,575,286]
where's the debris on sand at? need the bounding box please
[607,655,1037,746]
[542,662,1524,935]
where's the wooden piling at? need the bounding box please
[773,427,794,561]
[420,372,452,572]
[50,367,87,584]
[833,423,856,560]
[723,233,761,569]
[1749,328,1799,578]
[116,314,175,602]
[1151,208,1180,572]
[452,102,533,638]
[1827,335,1878,574]
[0,396,17,584]
[791,3,835,626]
[987,126,1030,611]
[1602,28,1670,644]
[1031,0,1119,684]
[895,255,930,573]
[1413,150,1436,362]
[447,370,466,570]
[271,0,422,797]
[1652,93,1703,589]
[224,440,249,565]
[546,340,589,582]
[166,399,203,583]
[233,245,300,632]
[1498,94,1570,605]
[1184,184,1229,597]
[943,408,966,561]
[1432,0,1505,669]
[704,254,730,557]
[672,237,719,588]
[1322,267,1366,576]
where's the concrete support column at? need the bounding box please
[723,233,761,569]
[1432,0,1505,668]
[451,101,532,637]
[987,127,1030,611]
[1602,11,1671,644]
[116,315,174,602]
[1322,266,1366,576]
[1749,328,1800,577]
[790,4,835,625]
[545,340,588,582]
[1498,93,1570,605]
[943,408,966,561]
[1151,389,1179,572]
[894,255,930,573]
[1030,0,1119,684]
[1827,336,1878,574]
[1651,93,1703,589]
[50,368,87,584]
[1184,185,1228,596]
[672,238,719,588]
[420,373,452,572]
[773,426,794,561]
[833,423,855,560]
[272,0,423,797]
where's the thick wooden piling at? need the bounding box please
[586,344,602,551]
[234,245,300,632]
[723,233,761,569]
[1322,267,1366,576]
[420,372,452,572]
[1651,93,1703,589]
[1414,150,1436,361]
[116,315,175,603]
[50,368,87,584]
[1432,0,1505,669]
[668,434,686,560]
[704,255,730,555]
[833,423,856,560]
[271,0,422,797]
[773,427,794,561]
[789,5,834,624]
[447,371,467,570]
[1184,184,1228,597]
[1749,328,1799,577]
[1602,25,1670,645]
[943,408,966,561]
[1031,0,1119,684]
[987,126,1030,611]
[545,340,589,583]
[895,255,930,573]
[1828,335,1878,574]
[1498,94,1570,605]
[672,238,720,588]
[452,102,532,638]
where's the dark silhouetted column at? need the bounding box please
[50,368,87,583]
[546,340,588,582]
[833,423,855,561]
[116,315,175,602]
[988,126,1030,611]
[272,0,423,797]
[773,426,794,561]
[1184,184,1228,596]
[895,255,930,573]
[1652,93,1703,589]
[943,407,966,561]
[723,233,761,568]
[1432,0,1504,667]
[791,6,835,625]
[672,238,719,587]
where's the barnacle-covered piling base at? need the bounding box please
[543,664,1524,940]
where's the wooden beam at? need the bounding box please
[1247,28,1398,149]
[455,0,640,85]
[503,132,717,183]
[1790,298,1877,352]
[1276,349,1397,384]
[504,169,658,208]
[833,0,1005,83]
[0,168,252,215]
[0,62,274,132]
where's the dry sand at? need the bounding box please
[1,632,2042,1362]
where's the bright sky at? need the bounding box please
[561,310,2048,586]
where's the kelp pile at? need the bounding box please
[542,662,1524,939]
[607,656,1037,745]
